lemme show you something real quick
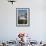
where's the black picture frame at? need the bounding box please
[16,8,30,27]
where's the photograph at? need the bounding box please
[16,8,30,27]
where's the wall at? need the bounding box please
[0,0,46,41]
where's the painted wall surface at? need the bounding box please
[0,0,46,41]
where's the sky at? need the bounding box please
[18,10,27,16]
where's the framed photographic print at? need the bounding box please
[16,8,30,27]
